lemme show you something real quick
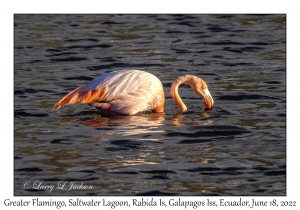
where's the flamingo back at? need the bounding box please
[53,70,165,115]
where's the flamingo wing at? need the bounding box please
[53,70,164,115]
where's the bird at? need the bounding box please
[53,69,214,115]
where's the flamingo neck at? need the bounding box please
[170,75,198,113]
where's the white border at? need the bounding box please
[3,0,299,209]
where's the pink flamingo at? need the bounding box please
[53,70,214,115]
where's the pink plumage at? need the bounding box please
[53,70,165,115]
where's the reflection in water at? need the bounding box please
[56,111,213,129]
[55,113,165,127]
[56,113,166,140]
[170,110,213,126]
[117,158,160,168]
[81,113,165,127]
[54,111,214,140]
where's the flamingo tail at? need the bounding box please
[52,86,108,111]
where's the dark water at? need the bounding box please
[14,14,286,196]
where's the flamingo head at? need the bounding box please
[189,77,214,110]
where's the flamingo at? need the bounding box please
[53,70,214,115]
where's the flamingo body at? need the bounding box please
[53,69,214,115]
[53,70,165,115]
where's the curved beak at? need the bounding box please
[202,89,214,109]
